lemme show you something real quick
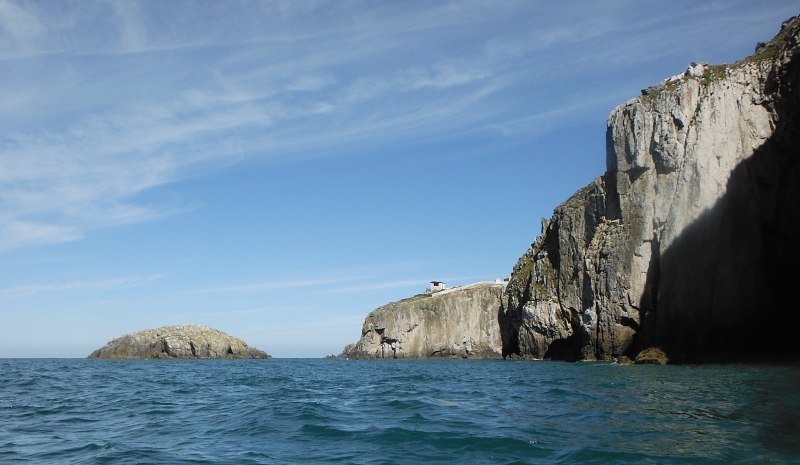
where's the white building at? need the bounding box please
[429,281,446,292]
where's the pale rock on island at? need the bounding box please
[339,282,507,359]
[87,324,271,359]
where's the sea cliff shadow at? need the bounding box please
[632,56,800,363]
[498,301,520,358]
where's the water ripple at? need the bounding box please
[0,359,798,464]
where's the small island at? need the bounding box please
[87,324,271,359]
[338,281,507,359]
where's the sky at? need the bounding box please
[1,0,796,358]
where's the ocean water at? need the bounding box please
[1,359,799,464]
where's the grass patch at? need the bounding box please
[741,18,798,65]
[698,64,729,86]
[398,293,430,304]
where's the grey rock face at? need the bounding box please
[340,282,506,359]
[502,16,800,362]
[87,324,272,359]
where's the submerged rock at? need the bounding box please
[501,16,800,363]
[340,282,506,359]
[87,324,271,359]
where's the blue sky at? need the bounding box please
[1,1,796,357]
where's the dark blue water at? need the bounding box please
[1,359,798,464]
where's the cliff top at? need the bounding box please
[746,15,800,64]
[395,281,507,305]
[641,15,800,101]
[425,281,507,298]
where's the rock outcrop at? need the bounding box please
[87,324,272,359]
[340,282,506,359]
[501,16,800,363]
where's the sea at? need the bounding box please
[1,359,799,464]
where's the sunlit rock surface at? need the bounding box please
[340,282,506,359]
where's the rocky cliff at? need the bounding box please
[340,282,506,359]
[501,16,800,363]
[87,324,272,359]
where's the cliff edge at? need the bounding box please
[87,324,272,359]
[340,282,506,359]
[501,16,800,363]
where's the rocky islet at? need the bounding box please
[87,324,271,359]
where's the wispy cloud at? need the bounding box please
[193,260,445,295]
[197,277,360,293]
[0,274,167,301]
[0,220,82,249]
[0,0,44,41]
[312,275,488,294]
[0,3,593,253]
[173,306,296,319]
[322,279,429,294]
[0,1,794,253]
[237,313,367,337]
